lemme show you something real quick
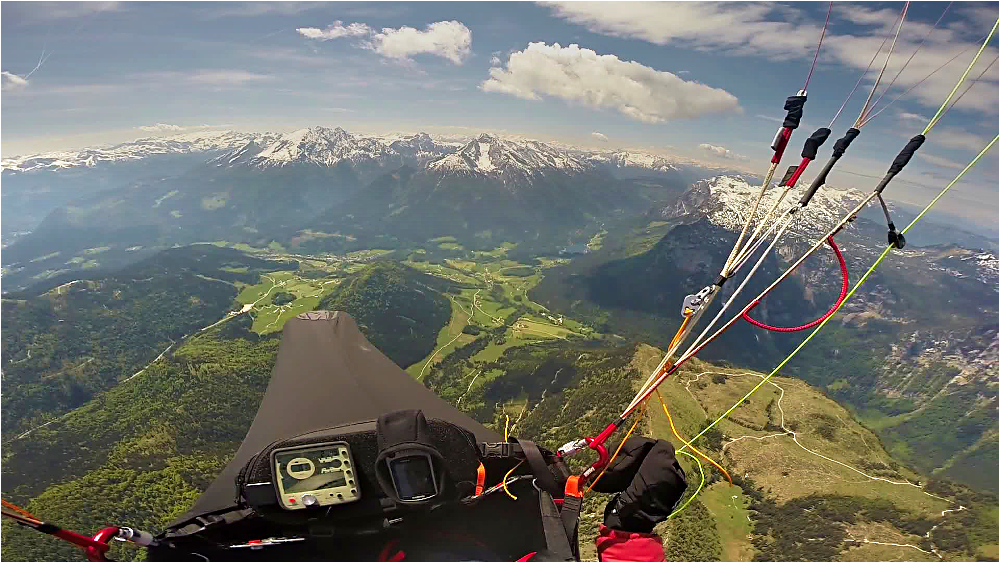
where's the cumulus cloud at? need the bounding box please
[699,143,747,160]
[542,2,999,114]
[138,123,184,132]
[299,20,472,64]
[297,21,371,40]
[1,71,29,91]
[481,43,740,122]
[365,20,472,64]
[591,131,609,142]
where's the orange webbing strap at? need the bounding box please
[560,477,583,559]
[475,462,486,496]
[564,475,582,498]
[1,499,40,522]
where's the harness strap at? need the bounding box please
[515,439,562,499]
[538,490,577,561]
[559,477,583,561]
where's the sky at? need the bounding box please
[2,1,998,228]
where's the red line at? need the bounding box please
[742,237,849,332]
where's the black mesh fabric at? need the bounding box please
[782,95,807,129]
[831,128,861,158]
[888,135,926,174]
[801,127,832,159]
[167,311,500,529]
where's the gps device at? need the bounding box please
[271,442,360,510]
[386,451,438,502]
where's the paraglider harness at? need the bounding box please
[12,410,583,561]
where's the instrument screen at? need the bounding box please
[272,442,360,510]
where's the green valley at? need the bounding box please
[1,241,995,562]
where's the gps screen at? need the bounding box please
[389,454,436,500]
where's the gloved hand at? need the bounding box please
[590,437,687,534]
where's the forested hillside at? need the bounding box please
[318,261,454,368]
[0,245,291,438]
[0,316,280,562]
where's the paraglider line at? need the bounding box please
[655,389,732,486]
[681,134,998,459]
[803,1,833,90]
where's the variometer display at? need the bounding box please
[271,442,360,510]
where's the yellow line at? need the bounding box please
[681,134,997,453]
[924,19,998,134]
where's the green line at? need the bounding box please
[923,19,998,134]
[668,450,704,519]
[901,136,998,234]
[679,134,998,454]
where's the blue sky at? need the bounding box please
[2,1,997,227]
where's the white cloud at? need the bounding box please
[135,123,225,133]
[699,143,748,160]
[481,43,740,122]
[929,127,991,153]
[205,2,319,19]
[138,123,184,132]
[298,19,472,64]
[542,2,816,60]
[916,152,964,169]
[591,131,609,142]
[365,20,472,64]
[676,70,691,75]
[8,1,119,22]
[542,2,999,114]
[490,52,502,66]
[297,21,371,41]
[186,70,275,85]
[1,71,29,91]
[755,114,784,123]
[898,111,930,123]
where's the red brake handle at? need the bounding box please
[585,436,610,469]
[85,527,119,562]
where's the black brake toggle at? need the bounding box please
[887,223,906,249]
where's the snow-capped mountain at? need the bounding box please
[211,127,460,171]
[1,131,268,173]
[3,126,688,180]
[662,174,869,239]
[655,174,1000,290]
[426,133,592,180]
[589,150,681,174]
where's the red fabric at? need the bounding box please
[771,127,792,164]
[377,539,405,562]
[595,525,665,562]
[516,552,538,561]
